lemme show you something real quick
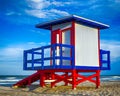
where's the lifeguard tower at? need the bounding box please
[13,15,110,89]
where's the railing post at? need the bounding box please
[100,50,103,70]
[31,50,34,70]
[107,51,110,70]
[23,50,27,70]
[60,44,62,68]
[53,44,56,68]
[41,47,44,69]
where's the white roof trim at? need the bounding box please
[73,15,110,28]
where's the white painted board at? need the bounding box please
[75,23,99,67]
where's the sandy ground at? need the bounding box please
[0,81,120,96]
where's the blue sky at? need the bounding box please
[0,0,120,75]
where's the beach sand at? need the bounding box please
[0,81,120,96]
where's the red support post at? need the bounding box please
[64,72,68,86]
[51,72,55,88]
[40,71,45,87]
[96,70,100,88]
[72,69,77,90]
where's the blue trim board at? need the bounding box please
[36,15,109,30]
[24,66,98,70]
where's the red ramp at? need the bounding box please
[13,72,40,87]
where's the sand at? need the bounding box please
[0,81,120,96]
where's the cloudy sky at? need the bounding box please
[0,0,120,75]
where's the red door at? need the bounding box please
[51,29,62,65]
[51,28,72,66]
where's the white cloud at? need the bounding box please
[2,47,23,57]
[30,0,46,3]
[101,40,120,61]
[25,9,47,18]
[0,42,49,63]
[26,9,70,18]
[0,47,23,63]
[29,0,71,8]
[26,0,70,18]
[5,11,22,16]
[49,9,69,16]
[51,1,71,6]
[5,12,15,16]
[31,29,48,35]
[115,0,120,3]
[28,0,50,10]
[27,41,49,47]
